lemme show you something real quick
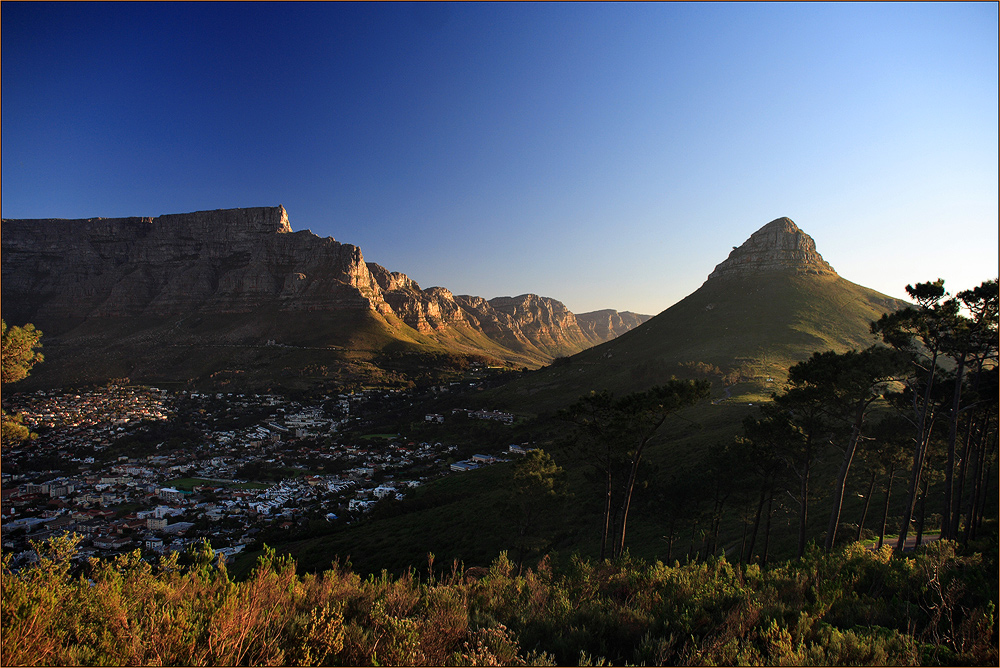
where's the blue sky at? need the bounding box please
[3,2,997,315]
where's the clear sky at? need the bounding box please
[3,2,997,315]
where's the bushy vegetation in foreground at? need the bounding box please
[2,531,996,666]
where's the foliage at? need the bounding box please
[2,531,996,666]
[503,449,569,572]
[562,380,712,560]
[1,320,44,385]
[785,346,908,551]
[1,409,36,445]
[871,278,999,551]
[1,320,44,446]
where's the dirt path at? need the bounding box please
[867,533,941,552]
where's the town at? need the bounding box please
[1,383,527,570]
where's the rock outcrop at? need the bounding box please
[1,206,647,375]
[707,217,835,281]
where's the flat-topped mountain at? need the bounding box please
[1,206,648,388]
[496,217,909,409]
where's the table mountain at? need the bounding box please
[1,206,647,388]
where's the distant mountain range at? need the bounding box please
[1,206,648,388]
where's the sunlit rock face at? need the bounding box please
[707,217,836,280]
[1,206,384,319]
[486,294,593,353]
[2,206,646,360]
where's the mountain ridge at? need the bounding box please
[1,206,650,387]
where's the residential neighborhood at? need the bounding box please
[1,384,527,569]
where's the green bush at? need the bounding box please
[2,534,996,666]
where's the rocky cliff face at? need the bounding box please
[576,309,651,341]
[2,206,645,371]
[706,217,835,281]
[2,206,384,321]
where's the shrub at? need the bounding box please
[1,533,996,666]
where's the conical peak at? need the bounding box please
[758,216,799,234]
[707,217,836,280]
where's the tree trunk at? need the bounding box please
[942,352,968,539]
[762,489,774,566]
[954,364,987,541]
[974,432,997,534]
[687,519,700,561]
[966,417,994,541]
[857,469,877,541]
[739,503,750,565]
[600,464,613,561]
[665,518,676,563]
[707,490,720,556]
[896,349,940,552]
[825,405,867,552]
[614,423,663,558]
[962,432,982,544]
[877,467,896,550]
[797,433,812,558]
[951,413,975,542]
[711,491,731,558]
[745,486,767,563]
[914,476,929,548]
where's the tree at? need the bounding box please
[785,346,906,552]
[1,320,44,446]
[862,414,912,549]
[561,389,622,561]
[564,380,711,560]
[962,366,998,541]
[939,280,998,539]
[699,440,748,559]
[504,448,568,573]
[871,280,955,552]
[650,465,701,563]
[1,411,34,445]
[739,411,796,563]
[770,384,829,558]
[1,320,43,384]
[872,278,999,550]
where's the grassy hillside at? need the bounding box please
[489,271,908,414]
[14,308,522,391]
[254,271,916,579]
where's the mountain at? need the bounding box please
[575,309,651,343]
[495,217,909,409]
[1,206,648,389]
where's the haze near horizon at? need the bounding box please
[2,2,996,315]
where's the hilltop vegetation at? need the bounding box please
[2,531,996,666]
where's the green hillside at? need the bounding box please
[255,265,922,576]
[13,308,502,391]
[491,271,908,413]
